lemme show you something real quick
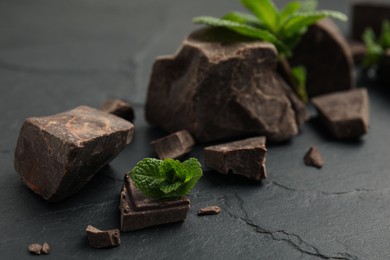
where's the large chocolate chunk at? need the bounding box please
[151,130,195,159]
[290,19,355,97]
[145,28,307,143]
[120,175,190,231]
[204,137,267,181]
[311,89,369,139]
[86,225,121,248]
[101,99,135,123]
[352,1,390,41]
[14,106,134,202]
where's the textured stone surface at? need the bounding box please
[312,88,369,139]
[146,27,306,143]
[86,225,121,248]
[1,0,390,259]
[204,137,267,181]
[14,106,134,201]
[291,19,355,97]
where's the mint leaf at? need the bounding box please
[299,0,317,12]
[291,66,308,103]
[130,158,203,199]
[241,0,279,33]
[222,11,263,28]
[280,1,301,24]
[362,28,383,69]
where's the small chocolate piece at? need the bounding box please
[86,225,121,248]
[311,88,369,139]
[151,130,195,159]
[348,40,367,65]
[120,175,190,231]
[304,146,325,169]
[204,137,267,181]
[290,19,355,97]
[28,243,42,255]
[41,242,50,254]
[352,1,390,41]
[101,99,135,122]
[197,206,222,216]
[146,27,306,143]
[14,106,134,202]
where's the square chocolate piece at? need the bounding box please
[204,136,267,181]
[120,175,190,231]
[14,106,134,202]
[311,88,369,139]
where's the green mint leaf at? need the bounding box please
[291,66,308,103]
[362,28,383,68]
[379,20,390,49]
[222,11,263,28]
[280,1,301,24]
[193,16,290,55]
[241,0,280,33]
[130,158,165,198]
[130,158,203,199]
[299,0,318,12]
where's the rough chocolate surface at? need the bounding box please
[304,146,325,169]
[197,206,221,216]
[352,1,390,41]
[311,88,369,139]
[14,106,134,202]
[101,99,135,123]
[86,225,121,248]
[291,19,355,97]
[120,175,190,231]
[204,136,267,181]
[145,28,307,143]
[28,243,43,255]
[151,130,195,159]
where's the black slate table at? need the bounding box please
[1,0,390,259]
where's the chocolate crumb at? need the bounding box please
[197,206,222,216]
[28,243,43,255]
[42,242,50,255]
[304,146,325,169]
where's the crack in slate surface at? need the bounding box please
[224,193,357,260]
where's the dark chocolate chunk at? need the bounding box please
[151,130,195,159]
[348,40,366,65]
[352,1,390,41]
[311,89,369,139]
[14,106,134,202]
[101,99,135,122]
[120,175,190,231]
[290,19,355,97]
[145,27,307,143]
[28,243,42,255]
[197,206,222,216]
[378,49,390,85]
[86,225,121,248]
[304,146,325,169]
[204,137,267,181]
[41,242,50,255]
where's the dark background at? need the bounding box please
[1,0,390,259]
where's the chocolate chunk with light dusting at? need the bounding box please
[311,89,369,139]
[197,206,221,216]
[120,175,190,231]
[348,40,366,65]
[101,99,135,122]
[41,242,50,254]
[145,27,307,143]
[28,243,43,255]
[204,137,267,181]
[352,1,390,41]
[14,106,134,202]
[304,146,325,169]
[151,130,195,159]
[86,225,121,248]
[290,19,355,97]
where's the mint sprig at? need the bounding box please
[362,20,390,69]
[130,158,203,199]
[193,0,347,102]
